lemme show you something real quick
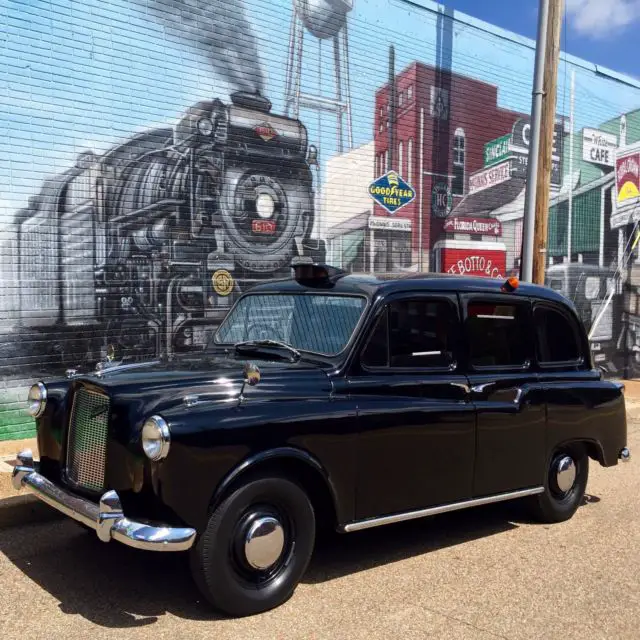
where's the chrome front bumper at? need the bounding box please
[12,450,196,552]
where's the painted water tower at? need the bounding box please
[284,0,354,153]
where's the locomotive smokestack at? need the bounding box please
[135,0,265,94]
[230,91,272,113]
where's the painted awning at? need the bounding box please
[450,178,526,218]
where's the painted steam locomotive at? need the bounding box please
[7,91,324,372]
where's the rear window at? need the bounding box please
[534,305,582,364]
[466,301,529,368]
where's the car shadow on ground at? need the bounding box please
[0,496,598,628]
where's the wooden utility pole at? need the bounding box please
[532,0,564,284]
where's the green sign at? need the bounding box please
[484,134,512,168]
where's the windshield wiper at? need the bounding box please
[234,339,302,362]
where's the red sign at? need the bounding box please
[441,247,506,280]
[255,122,277,142]
[616,152,640,204]
[252,219,276,234]
[443,217,502,237]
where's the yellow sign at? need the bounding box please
[618,181,640,204]
[212,269,234,296]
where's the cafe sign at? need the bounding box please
[468,161,511,195]
[443,217,502,237]
[583,128,617,168]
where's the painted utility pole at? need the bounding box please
[521,0,564,284]
[532,0,564,284]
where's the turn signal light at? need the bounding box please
[501,277,519,293]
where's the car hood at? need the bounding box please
[71,352,333,424]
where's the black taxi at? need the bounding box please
[13,262,631,617]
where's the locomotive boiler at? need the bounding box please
[13,91,325,371]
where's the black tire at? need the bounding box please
[527,444,589,523]
[190,476,316,617]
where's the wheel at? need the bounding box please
[527,444,589,523]
[190,476,316,617]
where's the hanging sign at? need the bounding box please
[583,128,617,167]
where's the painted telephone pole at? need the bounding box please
[521,0,564,284]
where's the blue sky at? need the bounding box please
[445,0,640,78]
[2,0,640,223]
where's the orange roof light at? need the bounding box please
[501,277,519,293]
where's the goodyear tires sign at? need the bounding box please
[369,171,416,214]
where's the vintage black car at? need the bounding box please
[13,262,631,617]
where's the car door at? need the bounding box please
[345,292,476,521]
[460,293,547,497]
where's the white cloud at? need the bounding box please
[566,0,640,37]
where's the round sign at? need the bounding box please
[431,182,452,218]
[212,269,234,296]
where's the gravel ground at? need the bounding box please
[0,415,638,640]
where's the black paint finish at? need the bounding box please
[32,273,629,534]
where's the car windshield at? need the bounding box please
[212,293,368,356]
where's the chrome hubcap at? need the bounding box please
[555,455,577,494]
[243,515,285,571]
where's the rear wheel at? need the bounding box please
[190,476,316,617]
[527,444,589,523]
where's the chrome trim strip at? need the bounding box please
[95,360,162,376]
[12,449,195,552]
[341,487,545,533]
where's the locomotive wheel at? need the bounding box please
[190,475,315,617]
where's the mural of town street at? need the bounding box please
[3,0,640,436]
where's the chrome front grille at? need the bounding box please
[66,387,110,492]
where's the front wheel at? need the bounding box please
[190,476,316,617]
[527,444,589,523]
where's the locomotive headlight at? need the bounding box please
[27,382,47,418]
[141,415,171,461]
[256,192,276,219]
[197,117,214,136]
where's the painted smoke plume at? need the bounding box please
[135,0,265,93]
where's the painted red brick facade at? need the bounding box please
[373,62,526,267]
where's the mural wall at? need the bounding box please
[3,0,640,438]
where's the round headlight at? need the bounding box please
[27,382,47,418]
[256,192,276,219]
[197,117,214,136]
[141,415,171,461]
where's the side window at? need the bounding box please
[466,301,529,369]
[534,305,582,364]
[361,298,457,369]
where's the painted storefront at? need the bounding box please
[3,0,640,438]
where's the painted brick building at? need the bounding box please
[373,61,526,271]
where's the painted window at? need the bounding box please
[398,140,404,177]
[453,127,465,195]
[407,85,413,102]
[407,138,413,184]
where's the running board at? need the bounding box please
[341,486,544,533]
